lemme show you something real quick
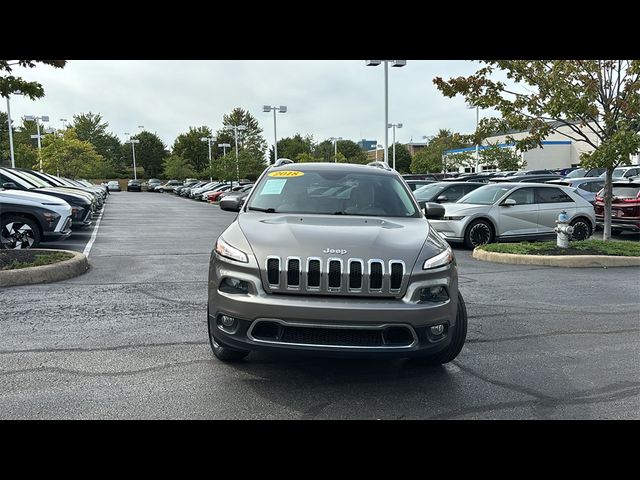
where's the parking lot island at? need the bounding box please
[473,243,640,268]
[0,249,89,287]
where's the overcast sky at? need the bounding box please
[6,60,490,150]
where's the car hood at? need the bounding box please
[0,189,69,206]
[238,212,429,266]
[441,203,492,216]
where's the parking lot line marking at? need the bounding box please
[82,208,105,258]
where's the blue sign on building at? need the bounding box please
[358,139,377,151]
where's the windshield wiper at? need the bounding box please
[248,206,277,213]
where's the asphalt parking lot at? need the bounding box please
[1,192,638,419]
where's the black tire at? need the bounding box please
[464,219,494,249]
[1,215,41,249]
[611,228,622,236]
[570,218,592,241]
[157,188,164,193]
[207,309,250,362]
[410,292,468,366]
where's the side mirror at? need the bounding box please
[2,182,17,190]
[436,195,448,203]
[502,198,516,206]
[423,202,445,219]
[219,197,241,212]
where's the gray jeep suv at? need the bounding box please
[208,162,467,364]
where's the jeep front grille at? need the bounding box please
[264,256,407,296]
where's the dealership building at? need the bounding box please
[444,121,639,173]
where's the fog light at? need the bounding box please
[420,286,449,302]
[220,315,236,327]
[430,324,445,336]
[219,277,250,294]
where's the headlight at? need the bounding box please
[215,237,249,263]
[423,246,454,269]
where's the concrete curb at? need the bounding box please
[0,249,89,287]
[472,248,640,268]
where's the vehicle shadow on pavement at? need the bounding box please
[226,354,462,419]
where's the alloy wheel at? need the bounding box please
[469,222,492,247]
[1,222,36,249]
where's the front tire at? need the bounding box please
[464,219,494,249]
[207,310,250,362]
[409,292,468,366]
[1,215,41,249]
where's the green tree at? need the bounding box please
[212,153,236,183]
[410,129,471,174]
[295,152,316,163]
[71,112,122,166]
[314,140,333,162]
[163,155,195,180]
[479,143,526,171]
[434,60,640,240]
[269,134,314,163]
[387,143,412,173]
[122,131,167,178]
[40,129,105,178]
[0,111,10,166]
[336,139,368,164]
[216,108,268,161]
[237,150,268,181]
[0,60,66,98]
[172,126,212,172]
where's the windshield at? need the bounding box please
[565,168,586,178]
[246,170,420,217]
[413,183,447,201]
[458,184,512,205]
[15,171,51,188]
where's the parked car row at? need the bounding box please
[0,168,107,249]
[149,178,255,204]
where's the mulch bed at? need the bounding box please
[0,250,38,270]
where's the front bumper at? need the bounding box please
[428,219,466,243]
[43,216,73,241]
[595,215,640,232]
[208,254,459,356]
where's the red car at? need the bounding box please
[594,180,640,234]
[207,185,248,202]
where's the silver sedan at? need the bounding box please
[428,183,596,249]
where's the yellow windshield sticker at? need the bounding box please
[268,170,304,177]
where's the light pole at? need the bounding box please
[125,134,140,180]
[224,125,246,183]
[387,123,402,171]
[467,104,480,173]
[60,118,68,130]
[375,143,383,161]
[201,136,216,182]
[6,91,24,168]
[24,115,50,172]
[218,143,231,184]
[366,60,407,165]
[329,137,342,162]
[263,105,287,163]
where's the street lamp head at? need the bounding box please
[24,115,35,121]
[218,143,231,148]
[279,106,287,113]
[391,60,407,67]
[263,105,272,112]
[40,116,49,122]
[138,125,144,129]
[236,125,247,131]
[200,137,208,142]
[397,123,403,129]
[366,60,382,66]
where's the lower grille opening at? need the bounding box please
[382,326,414,346]
[252,321,281,340]
[281,326,383,346]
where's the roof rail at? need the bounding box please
[367,161,392,171]
[274,158,294,167]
